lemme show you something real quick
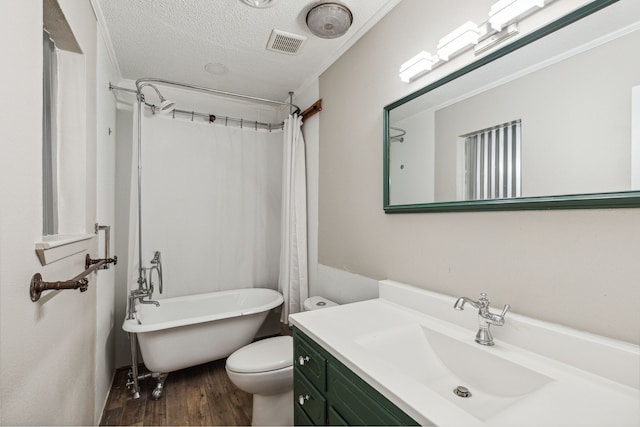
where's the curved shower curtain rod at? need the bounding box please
[134,78,301,114]
[124,77,304,319]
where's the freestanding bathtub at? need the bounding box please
[123,288,283,375]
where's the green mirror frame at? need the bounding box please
[383,0,640,213]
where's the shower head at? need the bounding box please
[139,82,175,113]
[158,97,175,113]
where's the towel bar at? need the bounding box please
[30,224,117,302]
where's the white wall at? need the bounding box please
[0,0,107,424]
[633,85,640,190]
[114,106,134,368]
[293,80,380,305]
[317,0,640,345]
[95,27,119,421]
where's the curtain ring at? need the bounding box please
[255,121,258,131]
[240,118,243,129]
[209,115,216,124]
[191,111,194,121]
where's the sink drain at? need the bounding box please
[453,386,472,398]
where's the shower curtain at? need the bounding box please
[278,114,308,323]
[133,110,283,297]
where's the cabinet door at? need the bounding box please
[328,406,349,426]
[294,402,315,426]
[294,371,327,425]
[327,364,419,426]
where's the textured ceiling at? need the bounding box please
[95,0,400,102]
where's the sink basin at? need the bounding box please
[355,323,554,420]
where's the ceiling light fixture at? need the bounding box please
[399,51,435,83]
[241,0,277,8]
[306,2,353,39]
[204,62,228,75]
[489,0,544,31]
[437,21,479,61]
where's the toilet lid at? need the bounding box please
[226,335,293,373]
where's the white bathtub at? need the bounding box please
[122,288,283,373]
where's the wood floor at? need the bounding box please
[100,359,252,426]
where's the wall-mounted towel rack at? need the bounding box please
[30,224,117,302]
[86,224,117,270]
[301,99,322,122]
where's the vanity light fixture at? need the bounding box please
[489,0,544,31]
[474,22,519,54]
[399,51,436,83]
[399,0,544,83]
[437,21,479,61]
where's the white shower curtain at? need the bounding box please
[279,114,308,323]
[135,111,283,297]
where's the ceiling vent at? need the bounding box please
[266,29,306,55]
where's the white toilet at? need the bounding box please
[225,296,337,426]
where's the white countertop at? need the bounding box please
[289,281,640,427]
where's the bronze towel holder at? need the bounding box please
[30,224,117,302]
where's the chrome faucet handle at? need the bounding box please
[483,303,510,326]
[500,304,511,318]
[149,251,163,294]
[151,250,161,264]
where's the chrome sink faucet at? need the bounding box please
[454,293,510,346]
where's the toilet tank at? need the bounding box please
[303,296,338,311]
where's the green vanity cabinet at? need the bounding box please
[293,328,420,426]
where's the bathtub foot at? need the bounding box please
[151,372,168,400]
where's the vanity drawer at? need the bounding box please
[294,330,327,391]
[294,371,327,426]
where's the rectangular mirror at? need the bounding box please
[384,0,640,213]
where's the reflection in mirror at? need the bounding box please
[385,0,640,212]
[461,120,521,201]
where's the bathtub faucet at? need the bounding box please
[127,286,160,319]
[136,251,163,297]
[127,252,163,319]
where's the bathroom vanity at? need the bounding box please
[293,327,419,425]
[288,281,640,426]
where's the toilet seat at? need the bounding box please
[226,335,293,373]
